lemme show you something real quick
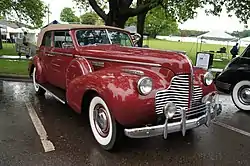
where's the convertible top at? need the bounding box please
[37,24,130,47]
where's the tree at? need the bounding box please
[145,7,178,38]
[0,0,46,28]
[73,0,201,46]
[74,0,250,46]
[80,12,99,25]
[0,0,46,49]
[60,7,80,23]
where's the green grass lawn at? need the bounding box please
[0,39,246,76]
[145,39,246,69]
[0,43,17,56]
[0,59,29,76]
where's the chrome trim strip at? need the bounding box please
[37,84,66,104]
[76,60,85,75]
[73,56,93,73]
[45,52,161,67]
[86,60,93,72]
[46,51,73,57]
[121,69,144,76]
[75,55,161,67]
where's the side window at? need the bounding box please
[54,30,73,48]
[41,31,52,47]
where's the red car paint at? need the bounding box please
[29,26,216,127]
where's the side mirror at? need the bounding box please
[62,42,74,49]
[131,33,141,45]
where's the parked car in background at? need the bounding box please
[216,45,250,111]
[28,24,222,151]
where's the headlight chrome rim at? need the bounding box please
[203,72,214,86]
[137,77,153,95]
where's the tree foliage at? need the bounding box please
[80,12,101,25]
[60,7,80,23]
[145,7,179,37]
[75,0,250,27]
[230,30,250,38]
[126,7,179,37]
[203,0,250,25]
[0,0,46,28]
[74,0,250,46]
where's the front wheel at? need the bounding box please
[33,67,46,95]
[232,80,250,111]
[89,96,122,151]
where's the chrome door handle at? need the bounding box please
[91,61,104,67]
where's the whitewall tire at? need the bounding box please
[33,67,45,95]
[232,80,250,111]
[89,96,121,151]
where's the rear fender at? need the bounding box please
[66,66,173,126]
[66,57,93,88]
[33,56,46,83]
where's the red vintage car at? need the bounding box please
[28,24,222,151]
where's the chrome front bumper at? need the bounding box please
[124,92,222,139]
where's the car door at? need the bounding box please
[50,30,74,89]
[39,31,54,84]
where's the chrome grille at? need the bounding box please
[172,103,206,120]
[191,86,203,106]
[155,74,204,119]
[155,75,190,115]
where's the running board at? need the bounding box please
[38,83,66,104]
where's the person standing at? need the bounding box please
[23,32,28,46]
[22,31,30,58]
[230,43,239,59]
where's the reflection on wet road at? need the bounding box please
[1,81,250,166]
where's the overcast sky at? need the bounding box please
[42,0,249,32]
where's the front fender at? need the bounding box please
[66,66,174,127]
[193,67,216,95]
[216,67,250,92]
[66,57,93,88]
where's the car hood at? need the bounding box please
[77,45,192,74]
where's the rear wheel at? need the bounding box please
[33,67,46,95]
[89,96,123,151]
[232,80,250,111]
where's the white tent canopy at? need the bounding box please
[197,30,237,41]
[196,30,239,61]
[240,36,250,42]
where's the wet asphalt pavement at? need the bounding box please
[1,81,250,166]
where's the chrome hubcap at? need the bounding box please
[238,86,250,105]
[93,104,110,137]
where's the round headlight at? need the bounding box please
[203,72,214,86]
[137,77,153,95]
[163,103,177,119]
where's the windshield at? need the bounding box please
[75,29,133,47]
[241,45,250,58]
